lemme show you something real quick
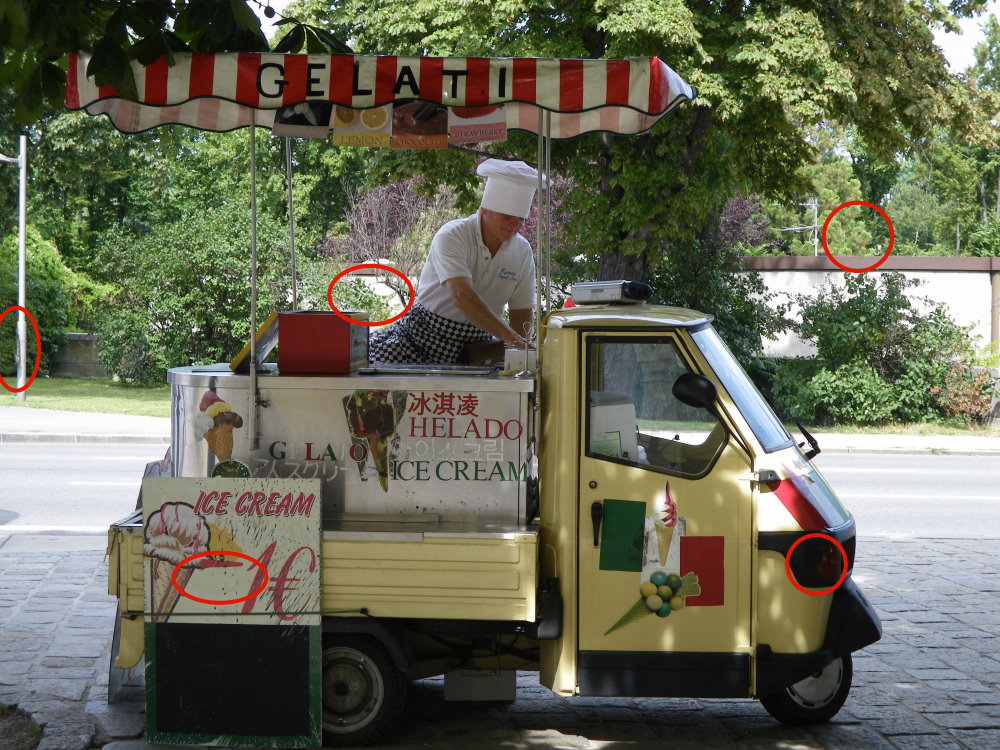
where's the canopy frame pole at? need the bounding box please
[544,110,552,317]
[534,110,544,360]
[249,113,260,451]
[285,136,298,311]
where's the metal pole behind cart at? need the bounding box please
[249,113,259,450]
[285,136,298,311]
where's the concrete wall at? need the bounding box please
[51,332,110,379]
[742,256,1000,358]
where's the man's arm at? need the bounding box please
[444,277,529,348]
[508,308,533,342]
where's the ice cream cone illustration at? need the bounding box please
[144,502,210,623]
[654,482,678,566]
[344,390,397,492]
[197,391,243,462]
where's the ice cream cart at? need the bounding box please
[67,49,881,748]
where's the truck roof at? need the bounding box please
[545,303,713,330]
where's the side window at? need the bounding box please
[586,337,726,478]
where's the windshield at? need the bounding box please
[690,327,793,453]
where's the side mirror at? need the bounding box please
[672,373,717,410]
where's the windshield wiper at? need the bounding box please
[756,383,821,460]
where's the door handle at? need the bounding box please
[591,502,604,547]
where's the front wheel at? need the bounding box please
[321,635,405,747]
[758,654,852,726]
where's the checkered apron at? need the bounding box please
[369,303,492,364]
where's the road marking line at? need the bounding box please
[0,525,109,532]
[69,481,138,486]
[838,493,1000,501]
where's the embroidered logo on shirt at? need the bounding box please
[498,268,518,282]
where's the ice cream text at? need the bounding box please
[192,490,316,517]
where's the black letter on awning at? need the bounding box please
[257,63,288,98]
[353,63,373,95]
[307,63,326,97]
[393,65,419,96]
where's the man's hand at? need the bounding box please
[444,277,530,347]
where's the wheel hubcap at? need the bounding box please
[786,657,843,708]
[322,647,384,732]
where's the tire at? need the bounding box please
[321,635,406,747]
[758,654,852,726]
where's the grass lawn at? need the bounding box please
[0,377,170,418]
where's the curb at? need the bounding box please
[821,446,1000,456]
[0,433,170,445]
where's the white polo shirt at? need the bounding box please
[416,212,536,323]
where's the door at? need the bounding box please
[577,333,753,697]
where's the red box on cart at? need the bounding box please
[278,310,369,374]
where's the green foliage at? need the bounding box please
[969,214,1000,257]
[0,226,107,376]
[647,235,790,367]
[92,202,291,384]
[775,361,896,425]
[773,273,992,425]
[297,254,394,324]
[289,0,995,281]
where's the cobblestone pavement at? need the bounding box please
[0,535,998,750]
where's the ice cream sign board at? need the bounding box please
[142,477,322,748]
[142,477,321,626]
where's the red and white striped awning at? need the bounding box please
[65,52,695,138]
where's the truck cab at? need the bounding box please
[538,299,879,722]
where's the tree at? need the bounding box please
[287,0,995,283]
[92,201,291,384]
[318,179,455,307]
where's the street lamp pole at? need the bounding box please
[0,136,28,402]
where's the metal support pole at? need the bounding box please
[544,112,552,315]
[812,198,818,257]
[991,269,1000,356]
[16,136,27,402]
[285,136,298,311]
[249,115,259,449]
[534,109,543,353]
[1,137,28,401]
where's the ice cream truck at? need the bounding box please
[63,47,880,748]
[105,280,881,747]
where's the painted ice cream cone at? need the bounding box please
[204,425,234,461]
[198,391,243,461]
[367,438,389,492]
[144,502,210,622]
[653,482,678,566]
[344,390,396,493]
[655,526,674,567]
[150,560,195,623]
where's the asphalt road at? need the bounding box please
[0,444,998,538]
[813,451,1000,539]
[0,443,165,531]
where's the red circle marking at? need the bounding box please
[821,201,895,273]
[327,264,414,326]
[0,306,41,393]
[171,550,268,605]
[784,533,849,596]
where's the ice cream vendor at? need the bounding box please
[369,159,539,364]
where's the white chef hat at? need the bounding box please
[477,159,544,219]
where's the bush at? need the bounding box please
[93,203,292,384]
[0,227,86,376]
[773,272,993,425]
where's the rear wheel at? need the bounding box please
[759,654,852,725]
[321,635,405,747]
